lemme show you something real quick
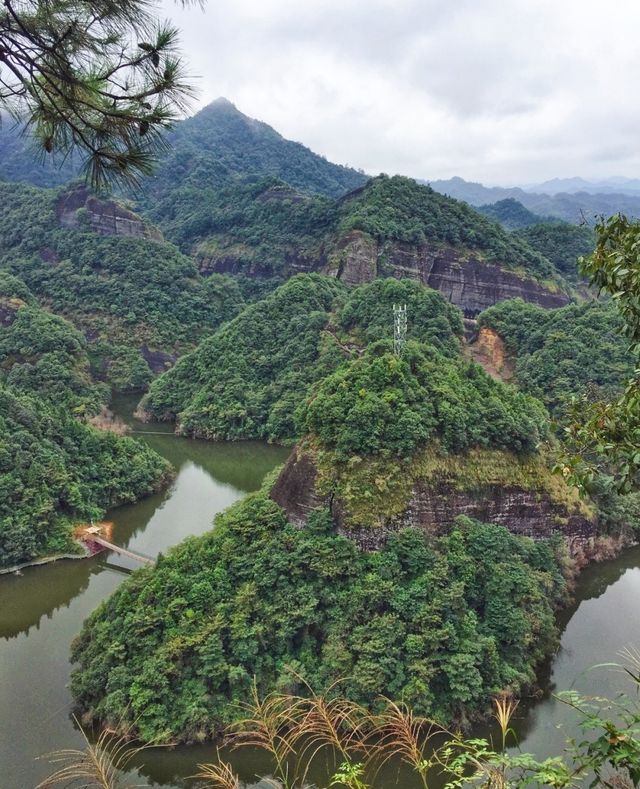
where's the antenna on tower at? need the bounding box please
[393,303,407,357]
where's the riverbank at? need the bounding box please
[0,548,88,576]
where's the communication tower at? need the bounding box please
[393,303,407,357]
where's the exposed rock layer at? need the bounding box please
[331,233,570,317]
[199,230,570,317]
[56,187,162,241]
[270,447,597,553]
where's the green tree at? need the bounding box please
[560,214,640,491]
[0,0,200,188]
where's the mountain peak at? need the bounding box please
[205,97,238,111]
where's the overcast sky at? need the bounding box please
[160,0,640,186]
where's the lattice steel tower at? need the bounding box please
[393,303,407,357]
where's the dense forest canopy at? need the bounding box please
[478,298,635,416]
[168,174,572,290]
[477,198,543,230]
[71,487,567,743]
[0,273,172,568]
[300,341,547,461]
[139,98,367,207]
[513,222,596,284]
[0,181,256,388]
[141,276,465,442]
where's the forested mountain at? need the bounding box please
[139,98,367,207]
[140,276,465,442]
[477,198,544,229]
[163,173,560,281]
[0,274,171,568]
[512,222,596,284]
[0,100,366,198]
[0,104,587,322]
[476,299,634,416]
[0,181,258,389]
[430,176,640,223]
[179,174,573,317]
[72,290,574,742]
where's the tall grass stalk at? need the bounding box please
[36,724,146,788]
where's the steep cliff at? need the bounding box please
[56,186,162,240]
[193,176,572,317]
[270,444,596,555]
[326,231,569,316]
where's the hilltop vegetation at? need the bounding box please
[513,222,595,284]
[477,198,544,230]
[0,181,254,388]
[183,175,569,290]
[301,341,547,461]
[140,98,367,205]
[0,275,171,568]
[71,485,567,743]
[478,299,634,416]
[141,276,464,442]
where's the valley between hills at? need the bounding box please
[2,98,640,787]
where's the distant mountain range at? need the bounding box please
[523,176,640,196]
[427,176,640,223]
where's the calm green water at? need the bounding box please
[2,397,640,787]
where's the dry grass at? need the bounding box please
[36,724,146,788]
[87,407,130,436]
[195,758,241,789]
[368,698,443,789]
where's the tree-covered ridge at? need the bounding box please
[138,98,367,208]
[0,385,171,568]
[0,273,172,568]
[141,276,465,442]
[0,181,252,388]
[477,198,543,230]
[0,273,105,412]
[70,486,567,743]
[513,222,596,284]
[300,341,548,462]
[160,176,337,260]
[336,177,562,282]
[477,298,635,416]
[179,175,570,290]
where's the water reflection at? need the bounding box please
[2,395,640,787]
[0,397,288,789]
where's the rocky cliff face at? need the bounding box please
[198,229,570,317]
[466,326,514,381]
[328,232,570,317]
[0,297,21,328]
[56,187,162,241]
[271,446,597,555]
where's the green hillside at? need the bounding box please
[0,275,171,568]
[186,175,569,292]
[478,198,543,229]
[70,487,567,742]
[0,181,254,388]
[140,98,366,204]
[477,299,634,416]
[513,222,596,284]
[140,276,464,442]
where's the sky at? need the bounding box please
[160,0,640,186]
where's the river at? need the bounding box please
[2,397,640,788]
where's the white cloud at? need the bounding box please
[160,0,640,185]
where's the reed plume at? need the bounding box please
[36,723,146,788]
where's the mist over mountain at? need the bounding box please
[523,176,640,196]
[428,176,640,223]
